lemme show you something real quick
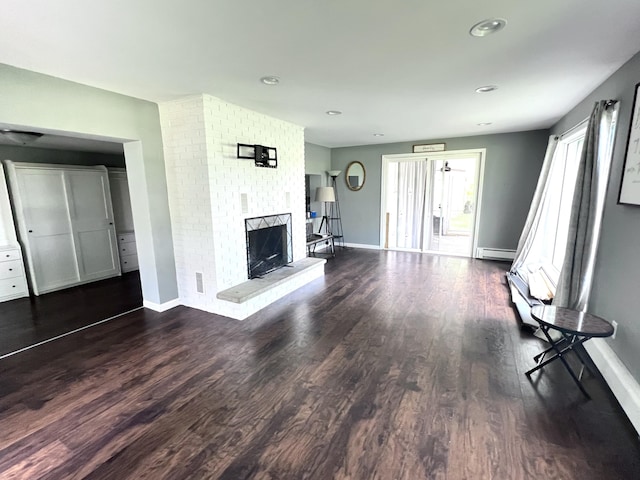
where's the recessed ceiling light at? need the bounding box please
[373,133,384,137]
[477,122,493,126]
[470,18,507,37]
[326,110,342,116]
[260,76,280,85]
[475,85,498,93]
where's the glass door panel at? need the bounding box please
[424,156,479,256]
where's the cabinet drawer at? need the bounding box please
[0,249,21,262]
[121,254,139,272]
[0,276,27,298]
[0,260,23,280]
[119,241,136,255]
[118,233,135,244]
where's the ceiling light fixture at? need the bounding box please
[260,76,280,85]
[326,110,342,116]
[477,122,493,126]
[470,18,507,37]
[475,85,498,93]
[373,133,384,137]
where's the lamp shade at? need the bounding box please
[327,170,342,177]
[315,186,335,202]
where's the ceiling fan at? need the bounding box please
[440,161,465,172]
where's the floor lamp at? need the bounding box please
[315,186,335,235]
[327,170,344,247]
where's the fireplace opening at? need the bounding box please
[245,213,292,279]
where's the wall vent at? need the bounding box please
[195,272,205,294]
[240,193,249,214]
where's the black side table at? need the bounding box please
[526,305,614,398]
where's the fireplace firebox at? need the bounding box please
[245,213,292,279]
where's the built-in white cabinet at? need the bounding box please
[0,247,28,301]
[109,168,139,273]
[4,161,121,295]
[117,232,138,272]
[0,164,28,302]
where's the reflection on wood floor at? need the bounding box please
[0,272,142,357]
[0,250,638,479]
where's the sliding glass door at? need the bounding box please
[383,151,483,257]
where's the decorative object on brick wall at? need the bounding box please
[237,143,278,168]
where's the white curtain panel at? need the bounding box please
[396,161,428,249]
[554,100,619,311]
[510,135,560,274]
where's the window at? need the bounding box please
[542,129,585,272]
[523,126,585,290]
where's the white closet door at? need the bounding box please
[17,169,80,293]
[66,170,120,281]
[108,169,134,232]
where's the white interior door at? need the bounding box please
[66,170,120,281]
[17,169,80,293]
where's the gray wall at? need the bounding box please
[0,145,125,167]
[305,142,332,228]
[331,130,549,247]
[0,63,177,305]
[305,142,331,176]
[552,51,640,382]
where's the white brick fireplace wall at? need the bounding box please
[160,94,314,319]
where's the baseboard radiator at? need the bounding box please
[475,248,516,261]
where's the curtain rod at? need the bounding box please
[558,100,617,139]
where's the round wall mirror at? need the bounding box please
[345,161,366,191]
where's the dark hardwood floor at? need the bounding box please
[0,250,638,479]
[0,272,143,357]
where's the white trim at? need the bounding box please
[344,242,381,250]
[143,298,181,312]
[585,339,640,435]
[476,248,516,260]
[380,149,486,257]
[472,150,486,258]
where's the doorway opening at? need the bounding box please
[381,149,485,257]
[0,129,145,357]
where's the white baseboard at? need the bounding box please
[475,247,516,261]
[585,339,640,435]
[143,298,181,312]
[343,242,381,250]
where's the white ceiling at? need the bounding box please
[2,0,640,149]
